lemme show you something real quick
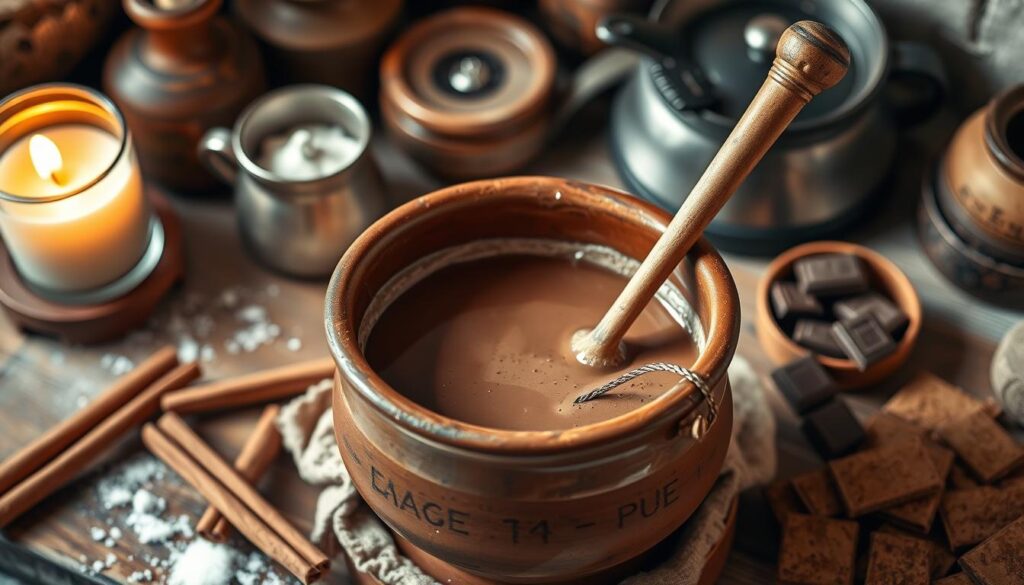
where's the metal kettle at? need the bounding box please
[604,0,944,254]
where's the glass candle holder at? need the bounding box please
[0,84,162,304]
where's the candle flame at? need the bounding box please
[29,134,64,185]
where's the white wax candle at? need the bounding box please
[257,124,361,182]
[0,124,150,293]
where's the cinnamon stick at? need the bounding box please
[0,362,200,527]
[197,404,282,542]
[149,413,329,581]
[161,357,335,414]
[0,346,178,495]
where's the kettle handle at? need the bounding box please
[197,127,238,185]
[887,41,947,127]
[596,14,718,111]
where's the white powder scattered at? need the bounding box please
[100,354,135,376]
[167,540,236,585]
[90,526,106,542]
[109,527,123,540]
[286,337,302,352]
[177,336,199,363]
[128,569,153,583]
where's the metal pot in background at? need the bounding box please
[604,0,945,254]
[199,86,388,278]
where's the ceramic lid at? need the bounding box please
[656,0,883,128]
[380,7,557,137]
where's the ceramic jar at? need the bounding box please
[379,8,557,180]
[326,177,739,583]
[234,0,403,100]
[104,0,265,194]
[939,85,1024,265]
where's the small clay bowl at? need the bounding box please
[755,241,921,390]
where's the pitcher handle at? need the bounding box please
[197,127,238,184]
[887,41,947,128]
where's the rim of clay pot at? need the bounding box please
[985,85,1024,182]
[379,7,557,138]
[325,177,740,453]
[756,241,921,386]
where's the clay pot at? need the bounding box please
[538,0,653,55]
[379,8,557,180]
[756,241,921,390]
[939,85,1024,265]
[233,0,403,100]
[104,0,265,194]
[326,177,739,583]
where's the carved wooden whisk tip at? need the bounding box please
[773,21,851,100]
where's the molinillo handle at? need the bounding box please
[573,21,851,368]
[197,127,238,184]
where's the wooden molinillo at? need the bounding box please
[571,22,851,368]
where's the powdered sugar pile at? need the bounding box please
[166,540,290,585]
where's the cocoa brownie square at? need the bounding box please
[864,531,931,585]
[778,513,858,585]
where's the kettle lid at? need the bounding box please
[661,0,874,126]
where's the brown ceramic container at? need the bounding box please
[104,0,265,194]
[756,241,921,390]
[539,0,653,54]
[234,0,402,100]
[380,8,557,180]
[939,85,1024,265]
[326,177,739,583]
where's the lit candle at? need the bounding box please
[0,85,153,298]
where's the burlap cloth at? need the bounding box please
[276,356,776,585]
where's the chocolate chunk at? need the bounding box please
[948,464,980,490]
[765,479,807,525]
[876,524,957,580]
[829,441,943,517]
[794,254,870,297]
[793,319,846,358]
[801,399,865,459]
[772,356,839,415]
[933,575,974,585]
[883,372,1000,431]
[864,531,932,585]
[791,468,844,517]
[832,314,896,371]
[879,443,954,533]
[772,281,825,323]
[959,515,1024,585]
[864,412,928,448]
[833,293,909,337]
[939,479,1024,550]
[938,410,1024,483]
[777,513,858,585]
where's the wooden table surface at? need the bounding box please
[0,97,1021,585]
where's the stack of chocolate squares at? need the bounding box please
[771,253,907,370]
[767,371,1024,584]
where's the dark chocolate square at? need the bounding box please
[772,281,825,322]
[772,356,838,415]
[959,515,1024,585]
[777,513,858,585]
[793,319,846,358]
[829,440,943,517]
[833,293,909,337]
[791,468,844,516]
[765,479,806,525]
[801,398,865,459]
[938,410,1024,483]
[832,314,896,371]
[864,531,932,585]
[794,254,869,297]
[939,479,1024,550]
